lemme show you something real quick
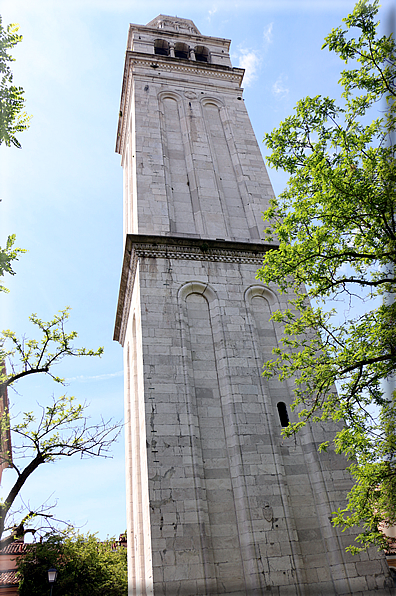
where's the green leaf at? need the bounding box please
[258,0,396,552]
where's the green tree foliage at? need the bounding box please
[0,234,25,293]
[0,309,119,543]
[0,16,30,148]
[17,531,127,596]
[257,0,395,552]
[0,15,29,291]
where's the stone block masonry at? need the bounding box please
[114,14,395,596]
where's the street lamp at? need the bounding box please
[48,567,58,596]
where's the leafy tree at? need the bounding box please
[0,309,120,544]
[0,16,30,148]
[0,15,29,291]
[0,18,119,552]
[257,0,395,552]
[17,531,127,596]
[0,234,25,293]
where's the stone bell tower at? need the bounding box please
[114,15,392,596]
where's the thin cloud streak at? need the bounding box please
[206,5,218,24]
[263,23,273,45]
[272,74,289,97]
[66,370,124,383]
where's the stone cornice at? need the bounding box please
[114,235,277,344]
[129,234,271,263]
[129,53,244,83]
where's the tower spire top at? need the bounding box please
[145,14,201,35]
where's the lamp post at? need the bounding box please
[48,567,58,596]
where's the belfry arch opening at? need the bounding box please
[154,39,169,56]
[174,42,189,59]
[195,45,209,62]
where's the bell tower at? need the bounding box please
[114,15,392,596]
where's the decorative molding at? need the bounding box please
[244,284,279,307]
[132,242,266,264]
[130,55,244,83]
[178,281,216,303]
[201,95,225,108]
[158,90,183,102]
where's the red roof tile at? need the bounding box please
[0,541,28,555]
[0,570,18,586]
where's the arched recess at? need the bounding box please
[201,98,261,241]
[158,92,196,235]
[177,280,246,588]
[178,280,216,304]
[200,96,225,109]
[244,284,297,450]
[200,97,250,240]
[157,90,184,103]
[243,285,310,586]
[244,284,279,307]
[244,284,279,364]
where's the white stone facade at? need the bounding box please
[114,15,394,596]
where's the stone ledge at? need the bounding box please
[113,234,277,345]
[128,52,243,81]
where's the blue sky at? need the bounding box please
[0,0,393,541]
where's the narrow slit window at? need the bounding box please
[277,402,289,428]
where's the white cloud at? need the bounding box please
[237,49,261,86]
[272,74,289,97]
[66,370,124,383]
[206,4,218,23]
[263,22,273,45]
